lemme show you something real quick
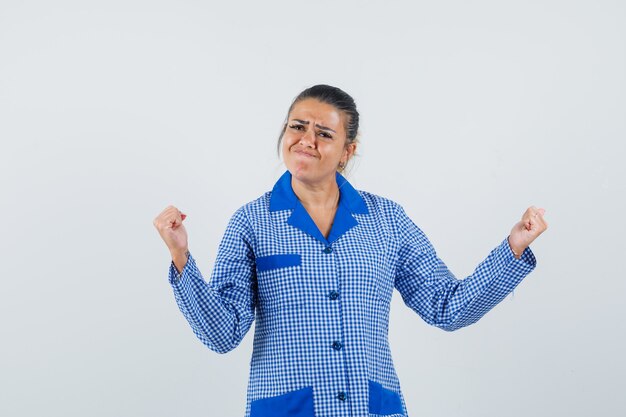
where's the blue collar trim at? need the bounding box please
[269,170,369,244]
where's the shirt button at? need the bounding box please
[331,341,343,351]
[337,391,347,401]
[323,246,333,254]
[328,290,339,300]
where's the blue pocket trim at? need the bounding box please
[256,254,302,272]
[368,380,403,415]
[250,386,314,417]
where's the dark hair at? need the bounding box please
[276,84,360,157]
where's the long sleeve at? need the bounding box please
[393,204,536,332]
[168,207,257,353]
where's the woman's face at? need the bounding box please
[281,98,356,184]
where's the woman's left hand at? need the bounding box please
[508,206,548,257]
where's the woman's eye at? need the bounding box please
[288,124,332,139]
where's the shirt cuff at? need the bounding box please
[168,251,193,286]
[503,236,537,268]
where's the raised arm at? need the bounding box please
[393,204,546,331]
[156,206,257,353]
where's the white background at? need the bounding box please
[1,1,624,416]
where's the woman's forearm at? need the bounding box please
[171,249,189,274]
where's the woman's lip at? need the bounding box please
[295,150,316,158]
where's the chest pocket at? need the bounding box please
[255,253,304,310]
[257,254,301,272]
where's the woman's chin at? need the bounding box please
[291,165,311,180]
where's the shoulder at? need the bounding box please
[234,192,272,218]
[220,192,269,232]
[355,189,405,218]
[356,188,432,249]
[216,193,271,247]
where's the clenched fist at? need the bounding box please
[153,205,189,256]
[508,206,548,258]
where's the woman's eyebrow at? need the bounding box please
[291,119,336,133]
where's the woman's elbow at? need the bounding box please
[438,322,463,332]
[436,316,480,332]
[196,331,240,354]
[196,316,253,354]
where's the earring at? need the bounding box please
[338,161,345,168]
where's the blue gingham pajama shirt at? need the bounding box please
[168,170,537,417]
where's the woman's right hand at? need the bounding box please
[153,205,189,255]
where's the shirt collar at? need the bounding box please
[269,170,369,245]
[269,170,368,214]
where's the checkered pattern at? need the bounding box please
[168,170,536,417]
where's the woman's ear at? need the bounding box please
[345,142,357,160]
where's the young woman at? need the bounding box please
[153,84,548,417]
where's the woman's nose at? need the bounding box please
[299,128,316,147]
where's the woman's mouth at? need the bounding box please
[295,150,316,158]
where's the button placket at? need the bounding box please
[322,243,349,407]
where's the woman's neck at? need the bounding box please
[291,175,340,210]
